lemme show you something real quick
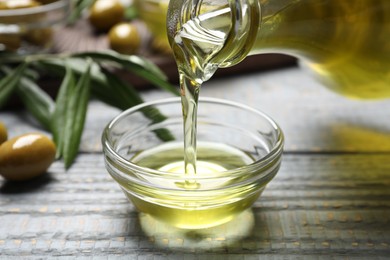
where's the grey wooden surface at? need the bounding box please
[1,66,390,259]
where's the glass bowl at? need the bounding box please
[0,0,71,54]
[102,97,284,229]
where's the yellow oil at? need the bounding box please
[124,142,264,229]
[254,0,390,99]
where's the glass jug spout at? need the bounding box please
[167,0,260,82]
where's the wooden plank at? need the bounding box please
[0,153,389,257]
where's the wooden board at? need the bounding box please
[0,153,389,257]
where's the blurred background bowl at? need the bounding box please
[0,0,71,54]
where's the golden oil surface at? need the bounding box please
[126,142,263,229]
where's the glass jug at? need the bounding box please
[167,0,390,99]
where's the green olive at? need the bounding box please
[24,28,53,47]
[0,0,40,10]
[0,34,21,51]
[0,122,7,145]
[88,0,125,31]
[0,133,56,181]
[109,22,141,55]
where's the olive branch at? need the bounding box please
[0,50,179,168]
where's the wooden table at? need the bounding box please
[1,65,390,259]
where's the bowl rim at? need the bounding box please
[102,96,284,180]
[0,0,70,17]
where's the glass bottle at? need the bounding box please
[167,0,390,99]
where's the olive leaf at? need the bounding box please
[68,0,95,25]
[23,67,40,81]
[16,76,55,130]
[0,65,53,128]
[52,60,91,168]
[36,57,139,110]
[102,68,143,105]
[124,5,138,20]
[0,63,27,108]
[103,69,175,141]
[0,52,25,65]
[73,51,180,95]
[51,62,76,159]
[63,64,91,169]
